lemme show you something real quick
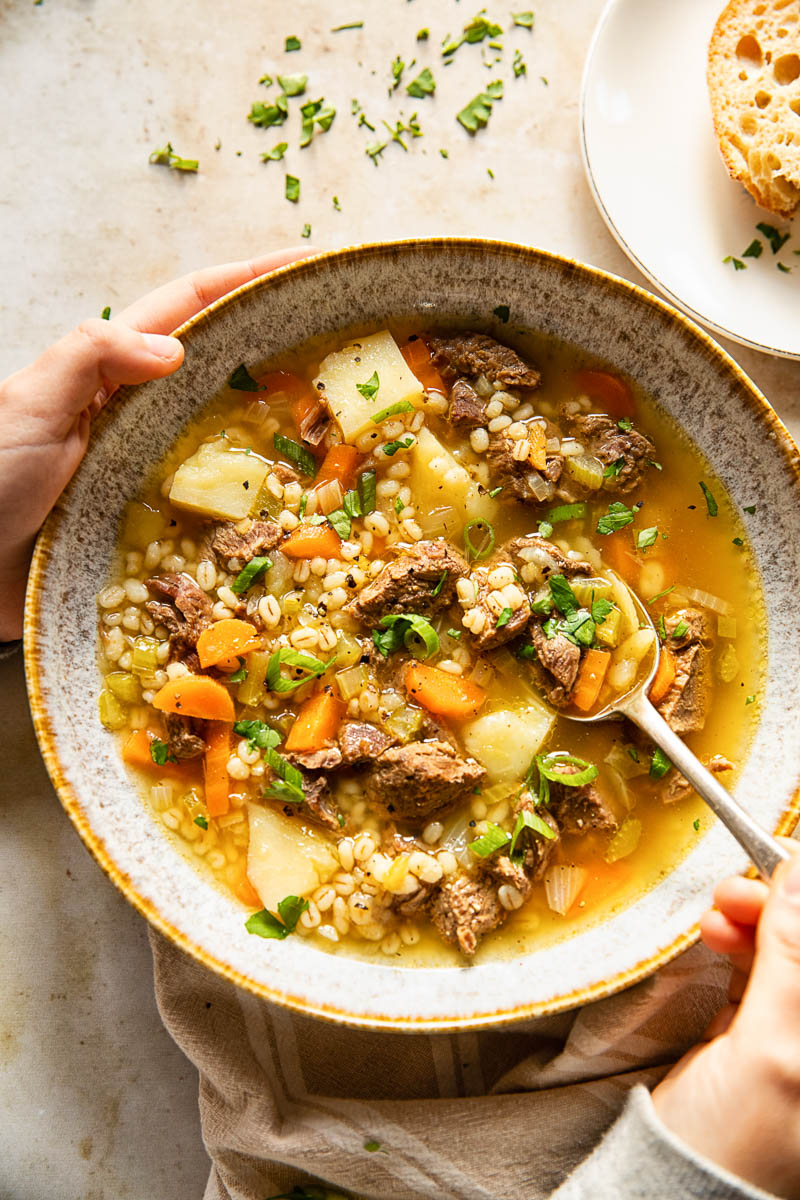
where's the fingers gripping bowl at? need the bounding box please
[25,241,800,1029]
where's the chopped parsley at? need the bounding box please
[266,647,335,694]
[277,72,307,97]
[537,520,554,537]
[366,140,387,163]
[300,98,336,146]
[228,660,248,683]
[261,142,289,162]
[100,306,111,320]
[194,815,209,830]
[331,21,364,31]
[301,223,311,239]
[636,526,659,551]
[512,11,535,27]
[273,432,316,477]
[549,574,578,617]
[382,436,414,456]
[234,719,281,753]
[231,556,273,594]
[723,256,746,271]
[617,418,633,431]
[603,456,626,478]
[699,481,718,517]
[150,739,177,766]
[248,95,289,128]
[356,370,380,400]
[756,222,790,254]
[457,79,503,133]
[229,363,265,392]
[513,49,527,78]
[407,67,435,99]
[742,239,763,259]
[495,606,514,630]
[417,28,430,41]
[591,597,615,623]
[597,500,637,535]
[431,571,447,597]
[447,627,462,640]
[372,613,439,660]
[148,142,199,172]
[493,304,510,322]
[546,502,587,525]
[649,747,672,779]
[364,1139,382,1153]
[285,35,301,51]
[332,195,341,210]
[746,694,756,705]
[743,504,756,515]
[285,173,300,202]
[777,262,791,273]
[327,508,352,539]
[693,818,700,832]
[245,895,309,940]
[732,537,743,547]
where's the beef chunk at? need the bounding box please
[530,623,581,706]
[464,564,531,652]
[548,770,619,836]
[504,535,593,583]
[429,332,541,391]
[487,805,559,895]
[339,722,396,765]
[486,434,564,504]
[663,755,734,805]
[349,540,469,623]
[448,379,486,429]
[209,519,282,564]
[390,879,436,918]
[295,771,342,832]
[164,712,206,760]
[656,610,714,734]
[364,740,485,821]
[429,874,505,957]
[287,745,344,772]
[565,412,656,495]
[146,573,214,653]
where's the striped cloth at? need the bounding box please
[150,931,730,1200]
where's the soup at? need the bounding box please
[96,325,764,964]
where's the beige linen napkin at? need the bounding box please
[150,931,729,1200]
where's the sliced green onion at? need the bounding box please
[371,400,414,423]
[231,556,273,594]
[357,468,377,514]
[469,823,510,857]
[464,519,495,561]
[266,647,335,693]
[375,613,439,660]
[699,481,718,517]
[649,747,672,779]
[273,432,317,478]
[509,808,557,858]
[537,752,599,788]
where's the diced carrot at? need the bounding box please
[314,444,363,491]
[281,523,343,559]
[235,876,262,908]
[528,423,547,471]
[602,533,639,584]
[256,369,309,400]
[285,687,342,753]
[204,721,232,817]
[405,662,486,720]
[400,337,446,394]
[121,728,193,778]
[153,676,236,722]
[197,619,262,670]
[648,645,677,705]
[571,649,611,713]
[574,369,635,419]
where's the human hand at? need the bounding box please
[653,838,800,1199]
[0,247,312,641]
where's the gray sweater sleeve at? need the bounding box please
[552,1085,778,1200]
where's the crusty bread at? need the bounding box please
[708,0,800,218]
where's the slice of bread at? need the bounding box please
[708,0,800,218]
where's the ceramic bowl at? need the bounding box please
[24,239,800,1030]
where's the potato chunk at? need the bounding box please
[246,803,338,914]
[169,440,269,520]
[313,330,424,442]
[411,427,497,539]
[460,706,554,785]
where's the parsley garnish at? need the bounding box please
[233,719,281,753]
[228,660,248,683]
[746,695,756,705]
[366,140,387,163]
[229,364,265,392]
[489,486,503,498]
[301,223,311,239]
[356,370,380,400]
[636,526,658,551]
[248,95,289,128]
[596,500,636,535]
[547,502,587,525]
[457,80,503,133]
[273,432,316,477]
[495,607,513,630]
[327,508,352,539]
[732,537,743,547]
[194,815,209,830]
[649,748,672,779]
[101,306,111,320]
[723,256,746,271]
[693,818,700,832]
[513,49,526,78]
[261,142,289,163]
[699,481,718,517]
[618,418,633,431]
[407,67,435,99]
[512,11,535,27]
[231,556,272,594]
[592,598,614,623]
[603,457,626,478]
[756,222,790,254]
[493,304,510,322]
[285,35,301,51]
[285,173,300,202]
[742,239,763,259]
[149,143,199,172]
[245,895,309,940]
[300,98,336,146]
[743,504,756,514]
[277,73,307,97]
[549,574,579,617]
[431,571,447,597]
[383,436,414,456]
[447,627,462,639]
[150,739,177,766]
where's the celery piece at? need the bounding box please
[384,704,423,742]
[105,671,142,704]
[131,636,160,674]
[237,650,271,706]
[335,664,371,701]
[594,605,622,647]
[570,577,613,608]
[564,453,604,491]
[98,689,128,730]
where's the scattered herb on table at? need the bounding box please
[493,304,510,322]
[285,35,301,52]
[742,239,763,259]
[457,79,503,133]
[261,142,289,162]
[407,67,436,98]
[756,222,790,254]
[148,142,198,172]
[722,256,746,271]
[101,306,111,320]
[512,11,535,28]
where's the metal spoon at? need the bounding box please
[562,577,788,881]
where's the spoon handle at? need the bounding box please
[623,690,790,880]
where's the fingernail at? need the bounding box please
[142,332,182,359]
[781,857,800,899]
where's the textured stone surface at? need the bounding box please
[3,2,800,1198]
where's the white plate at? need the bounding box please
[581,0,800,359]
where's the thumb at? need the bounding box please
[1,318,184,437]
[732,846,800,1047]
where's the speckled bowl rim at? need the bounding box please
[24,238,800,1032]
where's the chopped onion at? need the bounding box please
[680,586,733,617]
[150,784,173,812]
[334,663,371,701]
[525,471,555,502]
[439,811,474,867]
[315,478,344,516]
[544,865,587,916]
[417,507,452,538]
[604,818,642,864]
[559,438,586,457]
[604,742,649,781]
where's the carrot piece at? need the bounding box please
[574,369,635,419]
[121,728,192,778]
[197,619,262,669]
[314,444,363,491]
[281,522,343,559]
[648,645,677,705]
[235,876,262,908]
[400,337,446,394]
[405,663,486,720]
[256,369,309,400]
[528,423,547,470]
[571,649,611,713]
[602,534,639,585]
[285,688,342,753]
[204,721,232,817]
[152,676,236,722]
